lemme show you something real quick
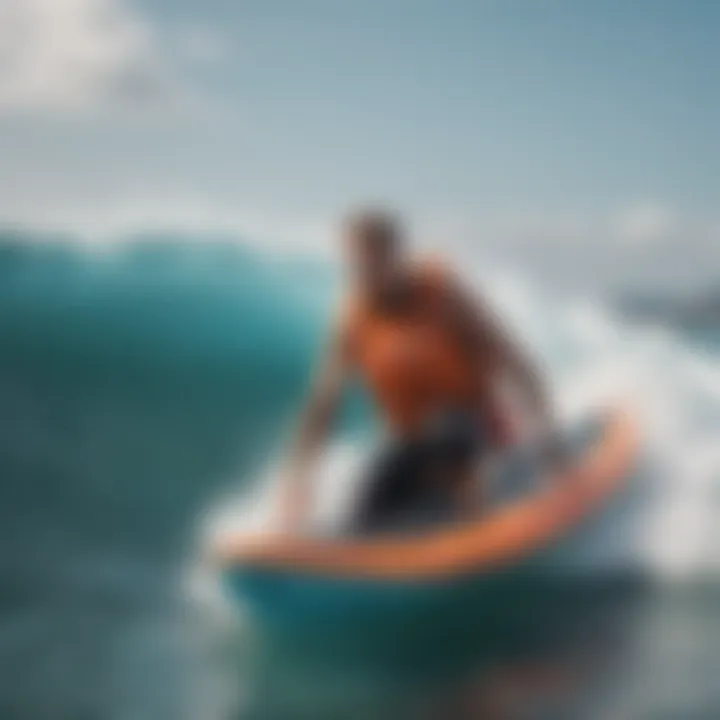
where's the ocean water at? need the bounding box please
[1,231,719,719]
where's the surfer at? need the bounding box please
[279,209,561,532]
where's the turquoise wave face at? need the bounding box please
[0,234,330,386]
[0,235,373,694]
[0,234,373,528]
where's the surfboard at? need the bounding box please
[216,408,638,624]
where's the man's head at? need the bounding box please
[343,208,406,297]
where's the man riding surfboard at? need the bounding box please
[280,209,561,532]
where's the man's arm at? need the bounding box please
[277,318,355,532]
[438,268,557,445]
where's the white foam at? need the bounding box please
[491,273,720,579]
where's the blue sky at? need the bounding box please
[0,0,717,290]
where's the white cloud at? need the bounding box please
[423,203,720,294]
[613,201,676,247]
[0,0,172,114]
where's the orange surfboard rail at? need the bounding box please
[216,409,638,581]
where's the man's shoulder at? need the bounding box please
[414,252,457,292]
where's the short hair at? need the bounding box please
[344,208,403,251]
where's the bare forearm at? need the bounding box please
[287,395,336,478]
[279,328,350,529]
